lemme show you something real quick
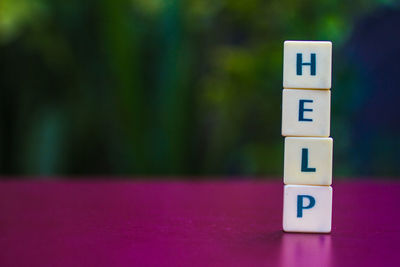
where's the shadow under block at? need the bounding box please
[283,41,332,89]
[284,137,333,186]
[281,89,330,137]
[283,185,332,233]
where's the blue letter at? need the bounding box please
[297,53,316,76]
[301,148,316,172]
[297,195,316,218]
[299,99,313,122]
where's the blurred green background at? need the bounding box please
[0,0,399,177]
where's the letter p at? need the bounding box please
[297,195,316,218]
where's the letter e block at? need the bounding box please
[283,41,332,89]
[282,89,330,137]
[283,185,332,233]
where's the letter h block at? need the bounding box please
[283,41,332,89]
[281,41,333,233]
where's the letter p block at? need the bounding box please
[283,185,332,233]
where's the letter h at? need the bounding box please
[297,53,316,76]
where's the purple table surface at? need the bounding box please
[0,179,399,267]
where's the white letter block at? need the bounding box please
[283,41,332,89]
[281,89,330,137]
[283,185,332,233]
[284,137,333,186]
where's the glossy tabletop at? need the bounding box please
[0,179,399,267]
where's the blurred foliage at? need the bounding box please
[0,0,398,176]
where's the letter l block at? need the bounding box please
[284,137,333,186]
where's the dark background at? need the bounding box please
[0,0,399,177]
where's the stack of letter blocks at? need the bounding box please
[282,41,333,233]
